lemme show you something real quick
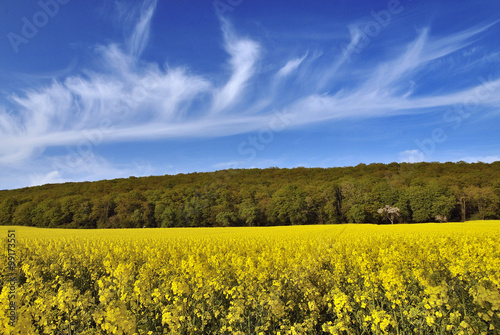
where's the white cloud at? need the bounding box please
[459,155,500,164]
[29,171,66,187]
[127,0,157,58]
[277,53,307,77]
[1,18,498,158]
[28,153,155,187]
[399,150,425,163]
[0,4,499,188]
[211,18,260,113]
[341,24,364,61]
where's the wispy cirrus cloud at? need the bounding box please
[211,18,261,114]
[127,0,157,58]
[0,2,499,188]
[277,53,307,78]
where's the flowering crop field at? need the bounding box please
[1,222,500,334]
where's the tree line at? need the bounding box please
[1,161,499,228]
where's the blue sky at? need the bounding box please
[1,0,500,189]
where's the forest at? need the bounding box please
[1,161,500,228]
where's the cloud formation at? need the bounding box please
[0,2,499,188]
[277,53,307,78]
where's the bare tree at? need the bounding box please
[377,205,401,224]
[435,214,447,223]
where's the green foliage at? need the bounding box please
[238,199,258,227]
[346,204,368,223]
[270,184,309,225]
[155,204,178,228]
[407,186,435,223]
[215,211,238,227]
[0,197,17,225]
[465,186,499,220]
[432,194,456,222]
[0,162,500,228]
[12,201,35,226]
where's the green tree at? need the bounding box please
[47,202,69,227]
[465,186,499,220]
[320,183,342,224]
[1,162,500,228]
[182,196,210,227]
[216,212,237,227]
[113,191,148,228]
[270,184,308,225]
[347,204,368,223]
[238,199,258,227]
[155,204,178,228]
[90,195,115,227]
[0,198,17,225]
[12,202,35,226]
[339,180,373,223]
[255,189,273,226]
[432,194,456,222]
[73,200,94,228]
[406,186,435,223]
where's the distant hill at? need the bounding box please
[1,162,500,228]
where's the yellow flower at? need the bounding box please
[5,221,500,334]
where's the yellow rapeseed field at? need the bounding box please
[1,222,500,334]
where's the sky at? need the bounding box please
[1,0,500,190]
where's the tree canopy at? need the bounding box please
[1,161,500,228]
